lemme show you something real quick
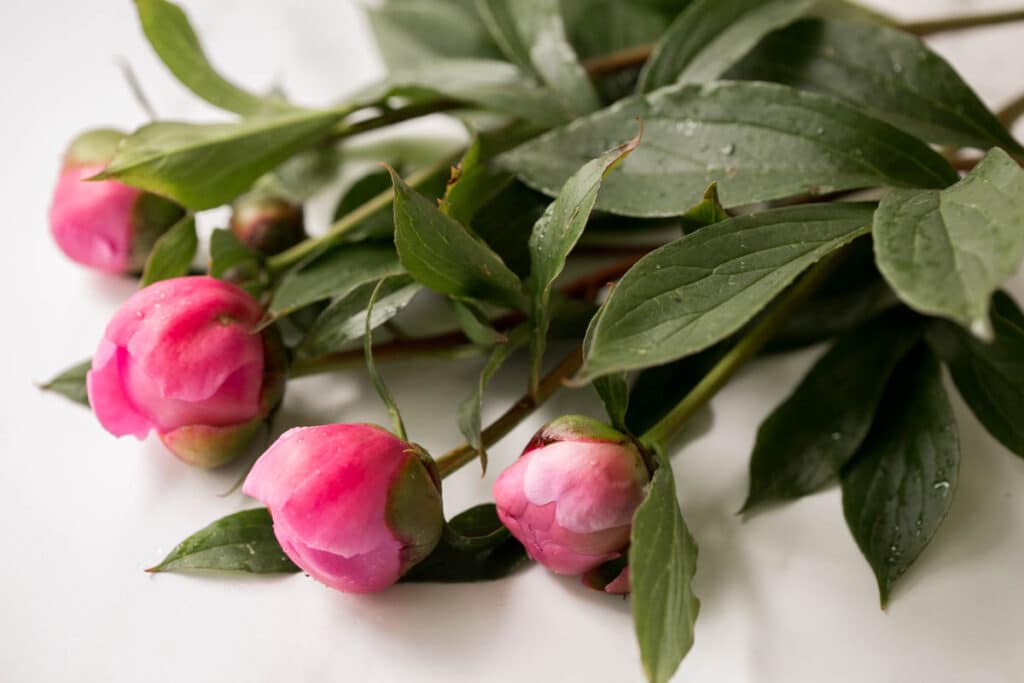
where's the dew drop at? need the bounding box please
[933,480,950,492]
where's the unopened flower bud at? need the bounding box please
[243,424,444,593]
[229,194,306,256]
[494,415,649,576]
[86,276,285,467]
[50,128,185,273]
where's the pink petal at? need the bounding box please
[86,339,154,439]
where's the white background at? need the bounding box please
[2,1,1024,681]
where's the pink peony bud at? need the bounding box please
[86,276,285,467]
[229,194,306,256]
[50,129,185,274]
[493,415,650,576]
[242,424,444,593]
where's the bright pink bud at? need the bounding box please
[493,415,649,576]
[229,194,306,256]
[86,276,285,467]
[49,129,184,274]
[242,424,444,593]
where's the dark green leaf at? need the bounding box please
[401,504,529,582]
[841,346,959,606]
[269,244,402,317]
[367,0,501,69]
[679,182,729,232]
[630,448,700,683]
[140,214,197,286]
[97,109,348,210]
[626,344,726,435]
[208,228,264,297]
[527,131,640,391]
[458,325,528,471]
[637,0,815,92]
[389,167,526,309]
[727,19,1023,153]
[594,373,630,432]
[298,276,421,358]
[476,0,600,115]
[874,148,1024,339]
[579,203,874,380]
[148,508,299,574]
[134,0,288,116]
[764,234,893,352]
[500,80,956,217]
[562,0,669,60]
[440,124,540,227]
[357,59,572,127]
[743,309,923,514]
[39,359,92,407]
[472,181,551,277]
[927,291,1024,458]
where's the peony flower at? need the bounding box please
[229,194,307,256]
[86,276,285,467]
[493,415,650,576]
[242,424,444,593]
[49,128,184,274]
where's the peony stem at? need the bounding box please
[435,346,584,478]
[997,91,1024,130]
[902,8,1024,36]
[580,9,1024,79]
[266,151,462,273]
[637,251,847,452]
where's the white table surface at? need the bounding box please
[3,1,1024,681]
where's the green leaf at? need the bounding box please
[367,0,501,69]
[927,291,1024,458]
[357,59,572,127]
[630,448,700,683]
[457,325,529,471]
[638,0,815,92]
[679,182,730,232]
[500,80,956,217]
[874,148,1024,339]
[743,309,923,514]
[208,228,264,297]
[269,244,402,317]
[364,279,408,441]
[451,299,508,345]
[579,202,874,380]
[298,276,421,359]
[476,0,600,115]
[97,109,348,210]
[389,167,526,310]
[39,359,92,407]
[147,508,299,574]
[400,503,529,582]
[727,19,1023,153]
[140,214,197,286]
[841,346,959,607]
[134,0,288,116]
[527,131,640,392]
